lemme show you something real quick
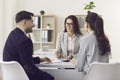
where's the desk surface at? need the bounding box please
[34,49,75,68]
[34,49,84,80]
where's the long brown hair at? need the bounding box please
[64,15,82,35]
[86,12,111,55]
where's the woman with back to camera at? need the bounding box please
[75,12,111,77]
[55,15,83,60]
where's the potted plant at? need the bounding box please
[84,1,95,13]
[46,23,51,28]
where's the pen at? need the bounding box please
[58,68,75,69]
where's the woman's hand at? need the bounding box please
[66,54,73,60]
[55,51,61,58]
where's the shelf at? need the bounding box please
[33,28,54,30]
[32,15,56,51]
[42,42,54,44]
[32,28,40,30]
[41,28,54,30]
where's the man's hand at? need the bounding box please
[41,57,52,63]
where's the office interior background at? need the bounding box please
[0,0,120,62]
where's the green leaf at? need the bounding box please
[83,1,96,11]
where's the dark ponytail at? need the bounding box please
[86,12,111,55]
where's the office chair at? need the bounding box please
[0,61,29,80]
[84,62,120,80]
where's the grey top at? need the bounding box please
[55,32,82,58]
[76,31,109,73]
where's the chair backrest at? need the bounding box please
[84,62,120,80]
[0,61,29,80]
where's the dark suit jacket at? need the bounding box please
[3,28,54,80]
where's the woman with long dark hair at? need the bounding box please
[76,12,111,74]
[55,15,83,60]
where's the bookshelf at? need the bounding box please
[30,15,56,51]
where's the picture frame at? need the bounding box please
[75,15,86,29]
[75,15,87,35]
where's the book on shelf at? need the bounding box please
[44,30,48,42]
[42,30,52,42]
[33,16,41,28]
[48,30,52,42]
[42,31,45,42]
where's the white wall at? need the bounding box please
[1,0,120,62]
[0,0,3,60]
[0,0,3,79]
[0,0,17,60]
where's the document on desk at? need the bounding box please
[40,58,62,64]
[34,50,62,63]
[51,59,62,63]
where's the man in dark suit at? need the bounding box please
[3,11,54,80]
